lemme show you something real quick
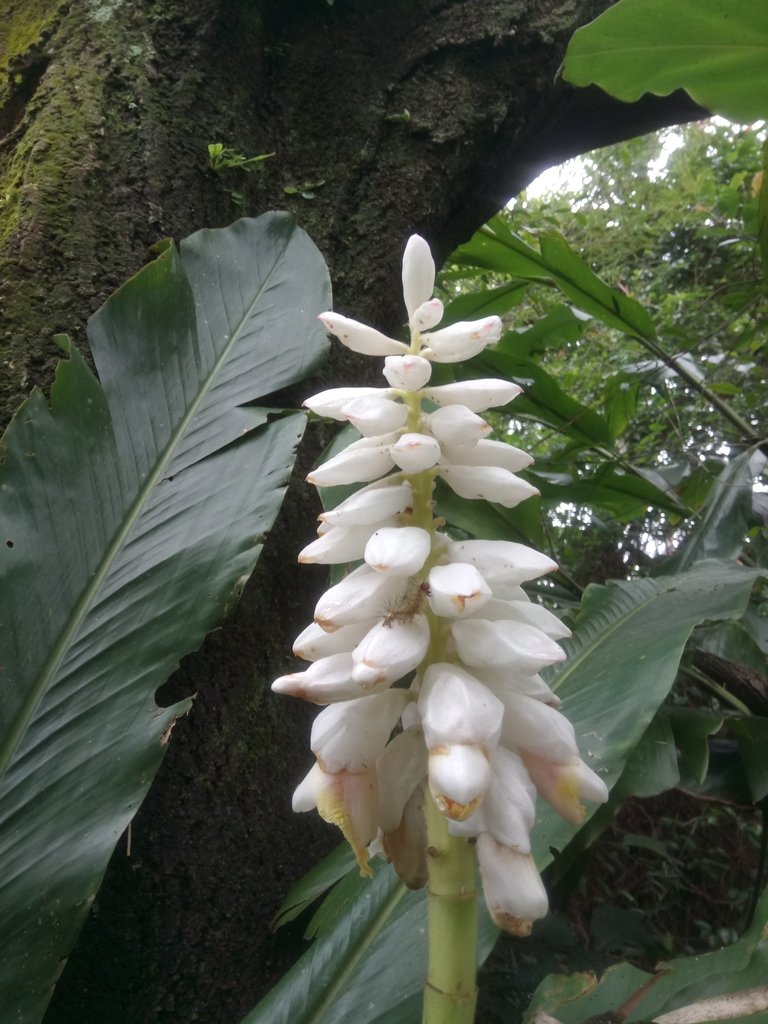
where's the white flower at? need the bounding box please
[383,354,433,391]
[426,562,492,618]
[439,438,533,473]
[306,440,395,486]
[419,663,503,749]
[314,563,408,631]
[402,235,436,325]
[422,379,522,412]
[319,481,413,528]
[421,317,502,362]
[272,652,378,703]
[304,386,393,419]
[411,298,444,332]
[428,744,493,820]
[390,432,441,472]
[319,312,408,356]
[426,405,492,446]
[521,751,608,825]
[341,395,409,437]
[452,618,566,674]
[365,526,431,575]
[293,620,374,661]
[445,540,558,586]
[299,520,396,565]
[351,614,430,687]
[311,690,412,772]
[448,747,536,852]
[476,836,549,936]
[439,464,539,508]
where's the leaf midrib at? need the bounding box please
[0,241,287,782]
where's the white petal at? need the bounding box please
[272,652,372,703]
[472,665,561,706]
[390,432,441,472]
[427,562,492,618]
[293,620,374,661]
[521,752,608,824]
[411,298,444,332]
[448,746,536,851]
[446,540,558,586]
[314,564,408,631]
[376,726,428,832]
[304,386,393,420]
[421,317,502,363]
[427,405,491,446]
[402,235,435,321]
[383,354,433,391]
[440,439,533,473]
[428,744,492,820]
[419,662,503,749]
[295,762,379,875]
[352,614,430,687]
[292,762,324,812]
[299,521,395,564]
[422,379,522,412]
[311,689,411,772]
[477,836,549,935]
[320,482,413,527]
[499,691,580,763]
[439,464,539,508]
[365,526,431,576]
[342,396,408,437]
[307,443,395,486]
[319,312,408,356]
[466,598,571,640]
[451,618,566,674]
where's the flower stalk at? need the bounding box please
[273,234,609,1021]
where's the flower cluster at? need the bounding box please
[273,236,607,935]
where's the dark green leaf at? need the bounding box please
[563,0,768,124]
[729,717,768,802]
[0,214,330,1022]
[441,279,529,322]
[272,844,357,931]
[614,714,680,800]
[665,707,724,784]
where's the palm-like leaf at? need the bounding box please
[0,213,330,1021]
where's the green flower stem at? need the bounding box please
[422,791,478,1024]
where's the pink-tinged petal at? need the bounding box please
[314,563,409,631]
[411,298,444,332]
[402,235,436,321]
[451,618,566,674]
[342,395,408,437]
[421,317,502,363]
[521,751,608,824]
[422,379,522,412]
[390,432,441,472]
[428,744,492,820]
[376,726,428,832]
[440,439,533,474]
[293,620,374,661]
[311,689,412,772]
[352,614,430,688]
[464,597,572,640]
[304,386,393,419]
[383,354,433,391]
[365,526,431,576]
[320,482,413,527]
[427,562,492,618]
[427,405,492,446]
[419,662,503,749]
[477,836,549,935]
[319,312,408,356]
[439,464,539,508]
[445,540,558,586]
[307,443,395,487]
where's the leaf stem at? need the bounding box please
[422,791,478,1024]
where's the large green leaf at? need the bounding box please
[0,213,330,1021]
[241,561,758,1024]
[526,886,768,1024]
[562,0,768,124]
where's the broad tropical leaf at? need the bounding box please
[563,0,768,124]
[0,213,330,1021]
[241,560,758,1024]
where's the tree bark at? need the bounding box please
[0,1,704,1021]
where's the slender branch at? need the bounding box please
[681,665,752,716]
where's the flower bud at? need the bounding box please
[445,540,558,586]
[376,726,428,833]
[272,652,375,703]
[299,520,396,564]
[422,379,522,412]
[427,405,492,446]
[439,438,533,473]
[383,354,433,391]
[402,235,436,321]
[428,744,492,820]
[311,689,411,772]
[293,620,374,661]
[307,442,395,486]
[304,386,392,420]
[319,312,408,356]
[390,432,441,472]
[319,482,413,527]
[448,747,536,852]
[411,298,444,332]
[439,464,539,508]
[419,662,503,749]
[451,618,566,674]
[351,614,430,688]
[521,751,608,825]
[314,564,408,631]
[421,317,502,363]
[342,395,408,437]
[465,597,572,640]
[365,526,431,576]
[476,836,549,935]
[427,562,492,618]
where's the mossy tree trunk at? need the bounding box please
[0,1,703,1021]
